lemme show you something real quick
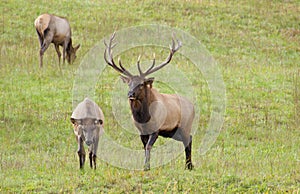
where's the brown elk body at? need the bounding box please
[71,98,104,169]
[34,13,80,67]
[104,33,195,170]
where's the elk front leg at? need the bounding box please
[140,135,149,149]
[88,151,97,170]
[89,138,99,169]
[54,44,61,65]
[63,39,70,64]
[144,132,158,171]
[89,151,93,169]
[77,136,86,169]
[88,147,97,170]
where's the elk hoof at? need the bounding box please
[185,162,194,170]
[144,163,150,171]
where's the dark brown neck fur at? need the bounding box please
[130,86,153,123]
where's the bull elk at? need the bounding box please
[71,98,104,169]
[34,13,80,67]
[104,33,195,170]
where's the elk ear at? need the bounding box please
[145,77,154,87]
[75,44,80,51]
[71,118,76,124]
[120,75,130,84]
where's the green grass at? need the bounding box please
[1,0,299,193]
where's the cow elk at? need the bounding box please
[34,13,80,67]
[104,32,195,170]
[71,98,104,169]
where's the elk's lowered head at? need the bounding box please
[66,40,80,64]
[104,32,182,102]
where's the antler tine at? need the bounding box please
[143,53,156,76]
[118,57,133,77]
[143,35,182,76]
[170,34,182,53]
[104,32,132,77]
[137,55,143,76]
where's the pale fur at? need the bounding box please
[34,14,51,37]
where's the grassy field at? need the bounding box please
[1,0,299,193]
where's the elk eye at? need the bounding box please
[139,84,144,89]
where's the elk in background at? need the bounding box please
[104,32,195,170]
[34,13,80,67]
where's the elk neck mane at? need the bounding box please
[129,85,156,124]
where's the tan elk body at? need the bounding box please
[104,33,195,170]
[71,98,104,169]
[34,13,80,67]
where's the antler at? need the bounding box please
[139,35,182,77]
[104,32,133,77]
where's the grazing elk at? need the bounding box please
[34,13,80,67]
[104,33,195,170]
[71,98,104,169]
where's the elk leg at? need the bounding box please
[88,138,99,169]
[93,154,97,170]
[39,42,50,68]
[36,29,44,67]
[63,40,69,64]
[54,44,61,65]
[144,132,158,171]
[88,150,97,169]
[89,151,93,169]
[36,29,43,47]
[62,46,66,64]
[140,135,149,149]
[77,136,86,169]
[184,135,193,170]
[39,32,53,68]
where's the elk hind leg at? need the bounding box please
[39,30,53,68]
[184,135,193,170]
[172,128,193,170]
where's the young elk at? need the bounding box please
[104,33,195,171]
[71,98,104,169]
[34,13,80,67]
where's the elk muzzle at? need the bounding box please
[82,125,99,147]
[128,90,136,100]
[85,140,93,146]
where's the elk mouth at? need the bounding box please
[129,97,136,101]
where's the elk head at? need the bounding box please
[104,32,182,101]
[71,118,102,146]
[66,40,80,64]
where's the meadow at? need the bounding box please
[1,0,299,193]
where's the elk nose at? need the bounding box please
[85,140,93,146]
[128,91,135,99]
